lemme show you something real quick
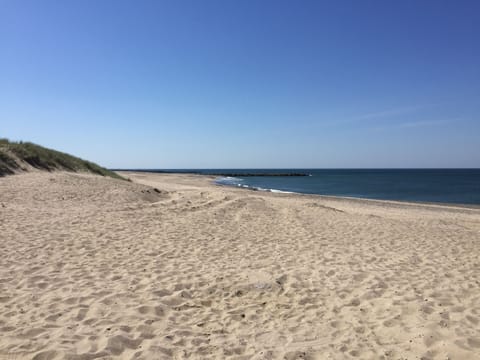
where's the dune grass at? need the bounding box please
[0,139,124,180]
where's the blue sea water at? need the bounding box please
[193,169,480,205]
[127,169,480,205]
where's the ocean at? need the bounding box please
[122,169,480,205]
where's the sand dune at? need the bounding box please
[0,171,479,359]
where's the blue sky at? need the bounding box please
[1,0,479,168]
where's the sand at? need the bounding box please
[0,171,479,359]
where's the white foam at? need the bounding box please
[270,189,294,194]
[215,176,244,185]
[216,178,296,195]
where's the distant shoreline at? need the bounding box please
[213,178,480,211]
[110,169,310,177]
[117,170,480,211]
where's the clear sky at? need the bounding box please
[1,0,479,168]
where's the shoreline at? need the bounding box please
[216,182,480,212]
[119,170,480,212]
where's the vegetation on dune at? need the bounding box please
[0,151,18,175]
[0,138,124,180]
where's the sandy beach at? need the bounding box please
[1,171,480,359]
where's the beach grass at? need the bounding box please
[0,138,124,180]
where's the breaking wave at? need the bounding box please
[215,177,295,194]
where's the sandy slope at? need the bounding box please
[0,171,479,360]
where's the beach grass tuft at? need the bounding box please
[0,138,125,180]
